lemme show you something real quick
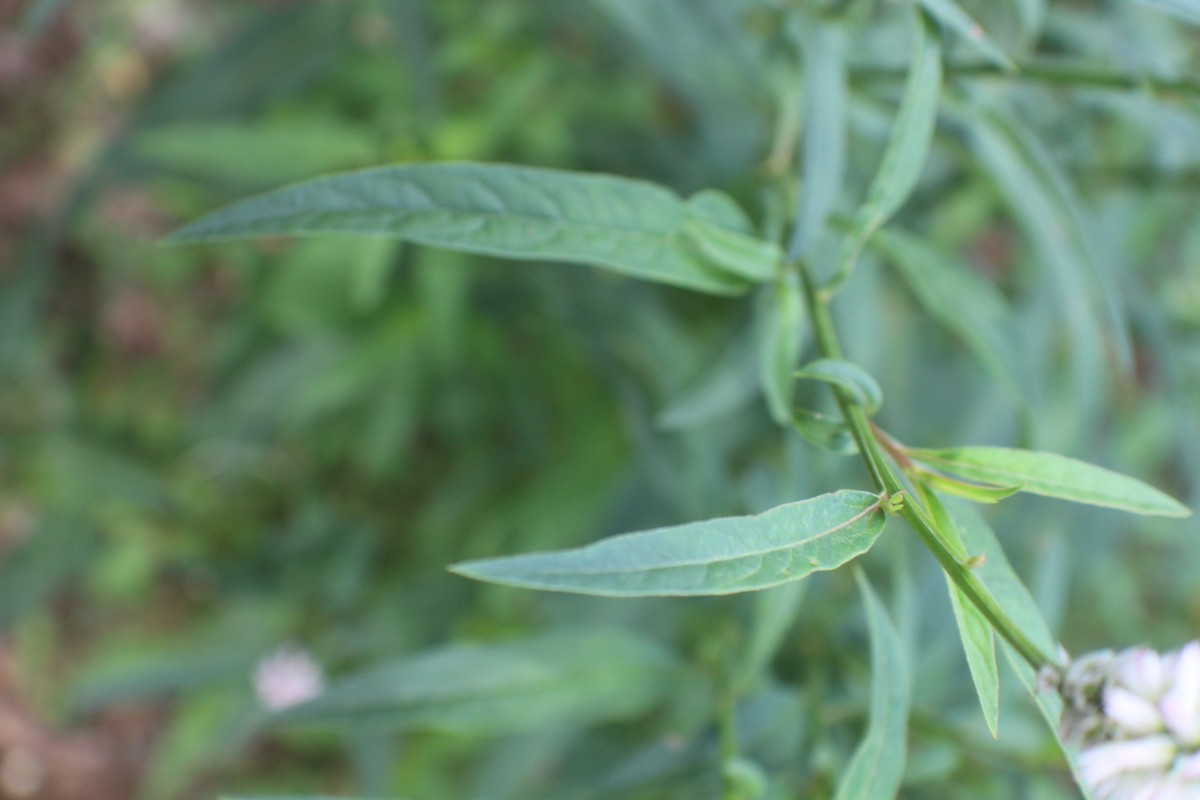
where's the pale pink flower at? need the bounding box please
[253,646,324,711]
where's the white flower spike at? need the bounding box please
[1054,641,1200,799]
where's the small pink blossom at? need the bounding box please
[253,646,324,711]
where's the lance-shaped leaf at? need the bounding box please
[834,572,910,800]
[833,11,942,287]
[451,491,886,596]
[168,163,779,295]
[276,630,679,734]
[922,490,1000,737]
[795,359,883,414]
[870,228,1022,403]
[908,446,1191,517]
[917,0,1013,69]
[788,19,847,260]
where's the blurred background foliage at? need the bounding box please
[1,0,1199,798]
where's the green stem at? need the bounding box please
[718,693,741,800]
[798,267,1057,670]
[853,61,1200,98]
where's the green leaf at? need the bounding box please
[794,359,883,414]
[169,163,776,295]
[834,572,910,800]
[451,491,886,596]
[917,0,1014,70]
[834,11,942,286]
[658,324,759,430]
[915,470,1022,504]
[791,407,858,455]
[758,273,806,425]
[0,515,101,632]
[277,630,679,734]
[936,498,1058,659]
[735,582,808,695]
[923,492,1000,737]
[1137,0,1200,25]
[869,228,1022,402]
[908,446,1191,517]
[788,19,847,259]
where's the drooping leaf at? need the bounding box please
[788,19,847,259]
[794,359,883,414]
[277,630,679,734]
[758,272,805,425]
[1136,0,1200,25]
[834,572,910,800]
[451,491,886,596]
[169,163,779,295]
[923,491,1000,737]
[791,407,858,454]
[833,11,942,286]
[917,0,1014,69]
[908,446,1191,517]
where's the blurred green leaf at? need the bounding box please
[0,516,99,632]
[135,118,380,186]
[834,572,910,800]
[277,630,679,734]
[1137,0,1200,25]
[452,491,886,596]
[791,407,858,454]
[834,11,942,286]
[870,227,1022,402]
[909,446,1191,517]
[794,359,883,414]
[917,0,1013,69]
[757,273,805,425]
[789,19,846,259]
[735,581,807,694]
[169,163,775,295]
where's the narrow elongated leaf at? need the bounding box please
[169,163,779,295]
[277,630,679,734]
[451,491,886,596]
[945,499,1059,659]
[1137,0,1200,25]
[870,228,1022,402]
[909,446,1191,517]
[917,0,1014,69]
[834,12,942,285]
[916,470,1022,504]
[788,19,847,259]
[758,273,805,425]
[794,359,883,414]
[923,491,1000,737]
[834,573,910,800]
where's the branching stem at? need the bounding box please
[797,266,1058,669]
